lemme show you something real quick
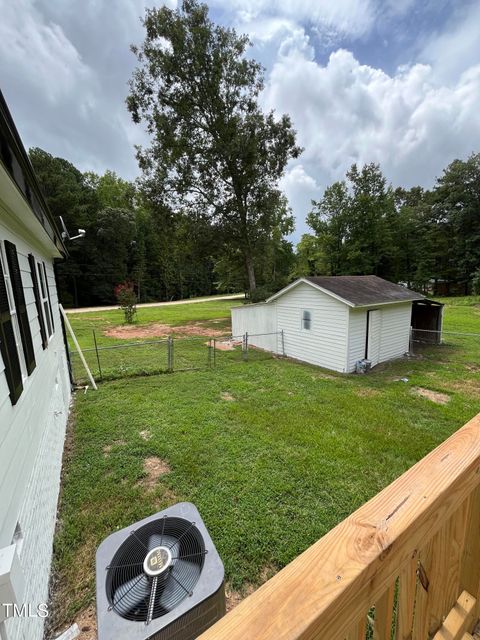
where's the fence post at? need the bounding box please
[208,338,212,369]
[93,329,103,381]
[243,332,249,361]
[213,338,216,368]
[281,329,285,357]
[409,326,413,355]
[167,336,174,372]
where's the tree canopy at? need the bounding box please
[304,153,480,294]
[127,0,301,295]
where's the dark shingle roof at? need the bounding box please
[305,275,424,306]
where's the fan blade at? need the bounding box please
[158,573,181,611]
[112,574,150,617]
[148,533,164,550]
[174,559,202,581]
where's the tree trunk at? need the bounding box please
[245,253,256,295]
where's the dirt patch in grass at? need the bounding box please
[221,392,236,401]
[225,565,277,612]
[140,429,152,441]
[354,387,382,398]
[466,364,480,373]
[207,338,241,351]
[105,322,228,340]
[311,373,337,381]
[140,456,171,490]
[444,378,480,398]
[412,387,451,404]
[75,606,97,640]
[103,440,126,456]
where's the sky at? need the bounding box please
[1,0,479,241]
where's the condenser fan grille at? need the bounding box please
[105,516,206,624]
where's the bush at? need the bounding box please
[114,281,137,323]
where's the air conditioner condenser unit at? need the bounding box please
[96,502,225,640]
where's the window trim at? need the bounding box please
[42,261,55,333]
[28,253,48,349]
[37,260,53,340]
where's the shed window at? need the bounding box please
[302,309,312,330]
[0,246,24,404]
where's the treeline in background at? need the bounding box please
[29,148,480,307]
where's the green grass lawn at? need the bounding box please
[50,296,480,630]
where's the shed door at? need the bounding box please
[366,310,381,366]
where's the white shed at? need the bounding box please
[231,276,425,373]
[0,91,71,640]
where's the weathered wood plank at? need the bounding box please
[199,413,480,640]
[432,590,476,640]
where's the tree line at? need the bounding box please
[296,154,480,295]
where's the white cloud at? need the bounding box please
[262,41,480,231]
[419,2,480,84]
[0,0,94,104]
[280,165,323,237]
[217,0,376,40]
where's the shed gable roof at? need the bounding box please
[267,275,424,307]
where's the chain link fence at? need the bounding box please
[69,331,284,385]
[409,328,480,368]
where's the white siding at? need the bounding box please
[347,309,367,372]
[0,212,71,640]
[346,303,412,372]
[378,303,412,362]
[276,283,348,372]
[231,302,279,352]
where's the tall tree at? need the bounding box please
[433,153,480,292]
[127,0,301,295]
[307,181,350,275]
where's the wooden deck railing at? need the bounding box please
[199,413,480,640]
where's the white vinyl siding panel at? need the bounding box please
[347,303,412,371]
[378,303,412,362]
[347,309,367,372]
[276,283,348,372]
[231,302,278,352]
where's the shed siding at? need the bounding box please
[0,213,70,640]
[347,309,368,372]
[276,283,348,372]
[347,303,412,372]
[231,303,279,352]
[378,303,412,362]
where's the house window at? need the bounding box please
[0,245,25,404]
[37,261,53,338]
[302,309,312,330]
[4,241,36,376]
[28,254,48,349]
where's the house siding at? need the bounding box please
[276,283,348,372]
[0,212,71,640]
